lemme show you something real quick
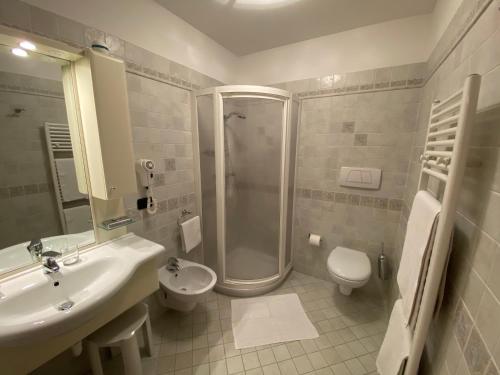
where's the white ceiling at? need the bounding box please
[156,0,438,56]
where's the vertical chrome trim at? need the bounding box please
[289,98,301,267]
[190,92,204,263]
[278,98,290,276]
[214,92,226,282]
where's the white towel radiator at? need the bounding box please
[404,74,481,374]
[44,122,90,234]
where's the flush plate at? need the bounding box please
[339,167,382,190]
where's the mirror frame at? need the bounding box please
[0,25,98,280]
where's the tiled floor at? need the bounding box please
[103,271,386,375]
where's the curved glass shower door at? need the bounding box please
[195,85,296,296]
[223,97,283,280]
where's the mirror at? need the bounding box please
[0,38,95,274]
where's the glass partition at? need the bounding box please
[195,86,296,296]
[223,97,283,280]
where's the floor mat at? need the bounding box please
[231,293,319,349]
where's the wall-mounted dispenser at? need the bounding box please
[136,159,157,214]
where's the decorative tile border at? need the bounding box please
[296,187,403,212]
[0,85,63,98]
[273,0,496,100]
[426,0,494,80]
[272,63,427,99]
[0,182,52,199]
[0,71,64,97]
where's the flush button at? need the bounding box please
[339,167,382,190]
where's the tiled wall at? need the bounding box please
[273,63,426,99]
[394,1,500,374]
[0,71,66,248]
[123,73,202,265]
[290,79,423,299]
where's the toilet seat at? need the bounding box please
[327,246,371,282]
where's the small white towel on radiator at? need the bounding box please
[180,216,201,253]
[376,299,411,375]
[397,190,441,326]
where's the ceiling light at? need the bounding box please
[234,0,302,10]
[11,48,28,57]
[19,40,36,51]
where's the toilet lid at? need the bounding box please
[328,246,371,282]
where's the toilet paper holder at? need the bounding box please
[307,233,322,244]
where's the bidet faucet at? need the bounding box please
[167,257,180,272]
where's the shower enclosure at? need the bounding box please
[194,86,299,296]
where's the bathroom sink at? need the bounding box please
[0,233,163,346]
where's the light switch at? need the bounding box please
[339,167,382,190]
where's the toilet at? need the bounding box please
[157,258,217,312]
[327,246,371,296]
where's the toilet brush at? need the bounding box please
[378,242,388,280]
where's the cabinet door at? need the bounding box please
[74,49,137,200]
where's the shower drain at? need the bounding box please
[58,300,74,311]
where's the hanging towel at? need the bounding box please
[55,158,86,202]
[180,216,201,253]
[397,190,441,326]
[376,299,412,375]
[434,231,454,318]
[63,205,92,233]
[408,229,454,330]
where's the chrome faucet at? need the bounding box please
[43,256,60,274]
[166,257,180,272]
[27,239,43,260]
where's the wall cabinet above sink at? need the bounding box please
[73,49,138,200]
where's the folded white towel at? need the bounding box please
[397,190,441,326]
[55,158,86,202]
[376,299,412,375]
[180,216,201,254]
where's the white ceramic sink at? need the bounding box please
[0,233,164,346]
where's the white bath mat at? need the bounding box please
[231,293,319,349]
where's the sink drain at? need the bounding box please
[58,301,74,311]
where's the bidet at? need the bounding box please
[157,259,217,312]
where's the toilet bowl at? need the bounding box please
[327,246,371,296]
[157,259,217,312]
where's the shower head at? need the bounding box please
[224,112,246,121]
